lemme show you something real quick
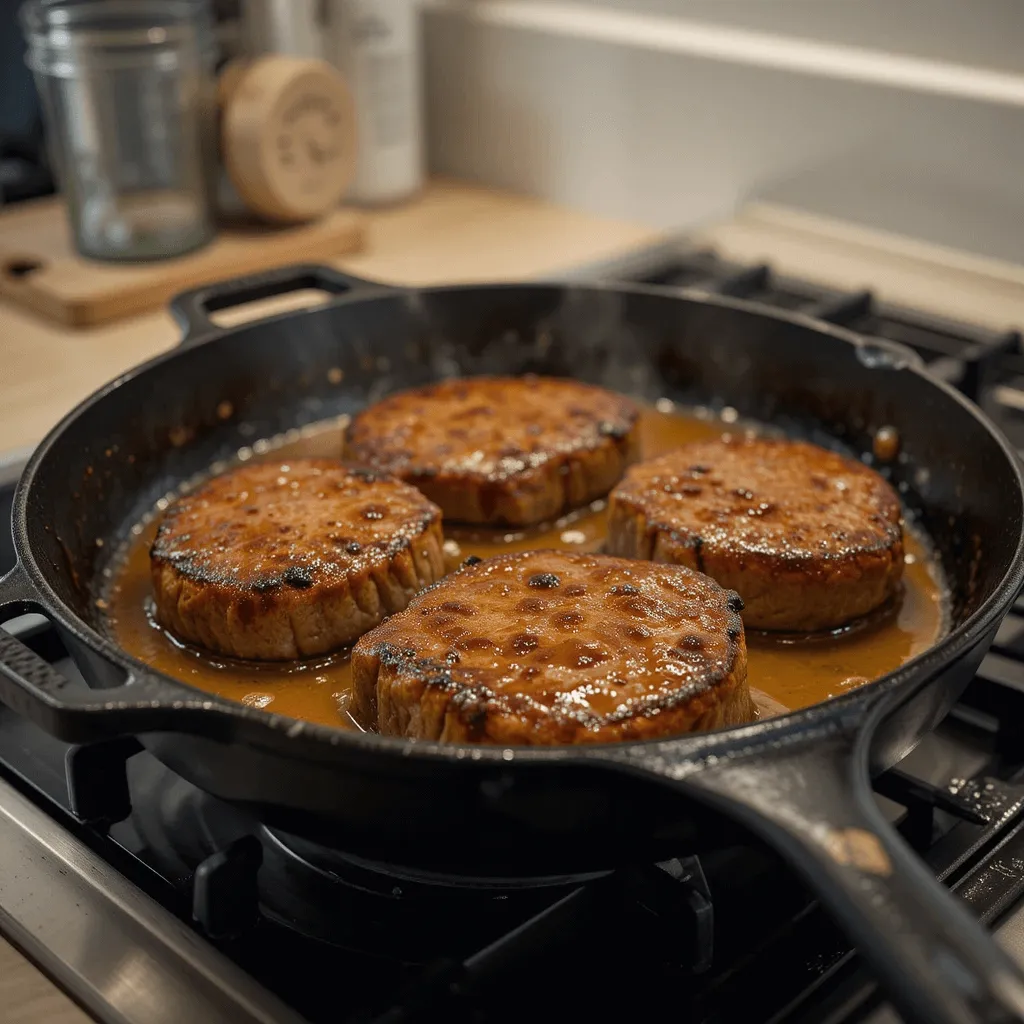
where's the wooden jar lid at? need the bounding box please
[221,56,357,224]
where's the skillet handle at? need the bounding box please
[169,263,394,346]
[0,565,230,744]
[610,728,1024,1024]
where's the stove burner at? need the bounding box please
[256,826,608,955]
[270,829,612,892]
[122,753,606,957]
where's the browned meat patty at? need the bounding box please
[607,435,904,632]
[351,550,753,744]
[150,459,445,660]
[344,376,640,526]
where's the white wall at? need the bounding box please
[422,1,1024,239]
[567,0,1024,73]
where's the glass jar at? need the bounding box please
[20,0,218,261]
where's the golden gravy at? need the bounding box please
[105,409,947,729]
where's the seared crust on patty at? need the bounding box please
[151,459,445,660]
[344,376,640,526]
[351,550,753,744]
[607,435,904,632]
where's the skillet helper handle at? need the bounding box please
[626,731,1024,1024]
[0,565,221,744]
[169,263,393,346]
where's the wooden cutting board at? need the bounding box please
[0,198,365,328]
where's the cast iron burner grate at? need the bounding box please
[626,248,1022,407]
[3,250,1024,1023]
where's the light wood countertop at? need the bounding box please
[0,179,655,1021]
[0,179,659,457]
[0,938,92,1023]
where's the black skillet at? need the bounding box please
[1,264,1024,1024]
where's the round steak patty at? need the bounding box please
[344,375,640,526]
[351,550,752,744]
[607,435,904,632]
[150,459,445,660]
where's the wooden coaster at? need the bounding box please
[221,55,358,224]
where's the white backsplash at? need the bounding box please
[422,0,1024,251]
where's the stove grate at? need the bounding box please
[628,249,1021,404]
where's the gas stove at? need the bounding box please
[3,227,1024,1024]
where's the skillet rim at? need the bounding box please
[11,281,1024,763]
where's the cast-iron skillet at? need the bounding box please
[2,265,1024,1024]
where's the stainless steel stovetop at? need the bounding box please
[3,216,1024,1024]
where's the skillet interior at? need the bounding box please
[11,283,1024,871]
[26,284,1016,640]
